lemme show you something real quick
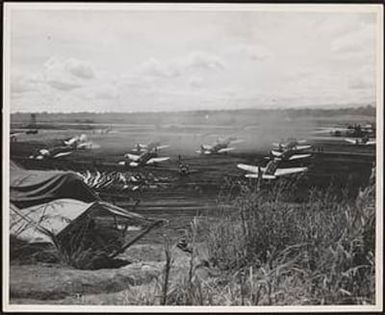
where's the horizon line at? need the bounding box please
[9,103,376,115]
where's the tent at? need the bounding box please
[10,198,154,244]
[9,164,164,268]
[10,199,162,268]
[10,168,98,209]
[10,160,23,171]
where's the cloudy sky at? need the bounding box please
[6,5,379,113]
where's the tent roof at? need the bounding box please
[10,198,153,244]
[10,168,98,208]
[10,160,23,171]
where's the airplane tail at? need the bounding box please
[79,134,88,142]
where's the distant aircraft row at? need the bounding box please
[313,123,376,145]
[18,121,375,181]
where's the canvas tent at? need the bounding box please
[10,199,162,268]
[9,164,163,268]
[10,168,98,208]
[10,198,154,244]
[10,160,23,171]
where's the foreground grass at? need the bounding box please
[199,177,375,305]
[10,174,376,306]
[167,175,374,305]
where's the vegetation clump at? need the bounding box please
[198,175,376,305]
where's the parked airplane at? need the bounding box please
[344,136,375,146]
[10,129,38,141]
[10,131,25,142]
[29,146,73,160]
[132,142,170,154]
[266,150,312,162]
[63,134,99,150]
[197,137,244,155]
[313,123,375,138]
[119,151,170,167]
[272,139,312,157]
[237,160,308,180]
[273,138,311,150]
[25,129,38,135]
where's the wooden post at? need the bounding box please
[108,220,163,259]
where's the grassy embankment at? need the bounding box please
[69,173,375,306]
[10,172,376,306]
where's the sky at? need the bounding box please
[6,5,379,113]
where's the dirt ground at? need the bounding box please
[8,110,376,304]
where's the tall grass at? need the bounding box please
[116,174,375,306]
[201,174,376,305]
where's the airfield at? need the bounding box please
[10,109,376,244]
[8,108,377,304]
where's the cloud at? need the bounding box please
[65,58,94,79]
[189,76,203,88]
[136,51,225,82]
[139,57,180,78]
[330,24,375,55]
[46,79,82,91]
[43,57,95,91]
[94,84,119,99]
[11,76,36,94]
[181,51,225,71]
[226,44,271,61]
[10,71,47,97]
[348,77,373,90]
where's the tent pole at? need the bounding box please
[108,220,163,259]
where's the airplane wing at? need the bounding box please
[196,150,212,155]
[202,144,213,150]
[124,153,141,161]
[344,138,358,144]
[237,163,266,173]
[218,147,235,153]
[245,173,259,178]
[311,130,330,134]
[52,151,73,159]
[288,153,312,161]
[64,137,77,146]
[78,141,100,149]
[146,157,170,164]
[271,150,283,157]
[274,167,308,177]
[10,132,24,137]
[319,127,350,131]
[230,139,244,144]
[295,145,312,151]
[157,145,170,150]
[245,173,276,180]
